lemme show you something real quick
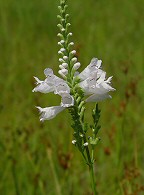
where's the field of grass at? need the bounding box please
[0,0,144,194]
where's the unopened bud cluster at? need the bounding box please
[57,0,81,80]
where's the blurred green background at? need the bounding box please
[0,0,144,194]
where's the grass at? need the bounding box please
[0,0,144,194]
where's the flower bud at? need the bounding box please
[62,63,68,68]
[65,14,69,19]
[71,57,77,63]
[57,33,63,39]
[69,42,74,46]
[72,140,76,145]
[61,28,65,32]
[60,48,66,52]
[66,23,71,28]
[83,142,88,146]
[73,62,81,70]
[59,65,65,69]
[59,58,64,63]
[58,51,63,55]
[58,70,66,79]
[70,50,76,55]
[63,56,68,60]
[61,68,68,75]
[57,15,62,20]
[60,40,65,44]
[57,24,63,29]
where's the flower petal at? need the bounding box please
[60,93,74,107]
[32,76,54,93]
[54,82,70,94]
[36,106,65,121]
[44,68,54,77]
[32,81,54,93]
[44,68,64,85]
[78,58,102,80]
[86,93,111,102]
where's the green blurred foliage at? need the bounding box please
[0,0,144,194]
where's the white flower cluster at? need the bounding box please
[79,58,115,102]
[32,68,74,121]
[32,58,115,121]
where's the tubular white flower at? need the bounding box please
[78,58,115,102]
[78,58,103,80]
[80,74,115,96]
[32,68,65,93]
[36,106,65,121]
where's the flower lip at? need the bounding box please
[60,93,74,107]
[36,106,65,121]
[44,68,54,77]
[54,82,70,94]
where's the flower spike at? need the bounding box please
[33,1,115,194]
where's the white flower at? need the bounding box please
[33,67,74,120]
[36,106,65,121]
[33,57,115,121]
[78,58,115,102]
[78,58,102,80]
[32,68,64,93]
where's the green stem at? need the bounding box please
[89,163,98,195]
